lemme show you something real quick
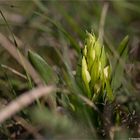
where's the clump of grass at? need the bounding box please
[26,31,135,139]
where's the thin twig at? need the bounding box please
[0,85,56,124]
[1,64,27,79]
[99,3,109,45]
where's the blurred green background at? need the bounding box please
[0,0,140,139]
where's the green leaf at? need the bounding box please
[28,50,58,84]
[111,36,129,91]
[90,58,99,86]
[117,35,129,56]
[105,79,114,102]
[75,55,84,90]
[100,46,107,68]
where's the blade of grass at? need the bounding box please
[32,0,48,13]
[111,36,129,91]
[0,65,17,97]
[28,50,58,84]
[34,11,80,53]
[0,10,17,47]
[0,9,34,90]
[57,4,85,39]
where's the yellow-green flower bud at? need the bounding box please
[81,56,91,98]
[80,32,113,101]
[86,32,96,49]
[83,45,87,57]
[82,56,91,83]
[104,66,110,79]
[94,39,102,58]
[88,46,96,71]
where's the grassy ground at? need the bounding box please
[0,0,140,139]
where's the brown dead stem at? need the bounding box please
[0,85,56,124]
